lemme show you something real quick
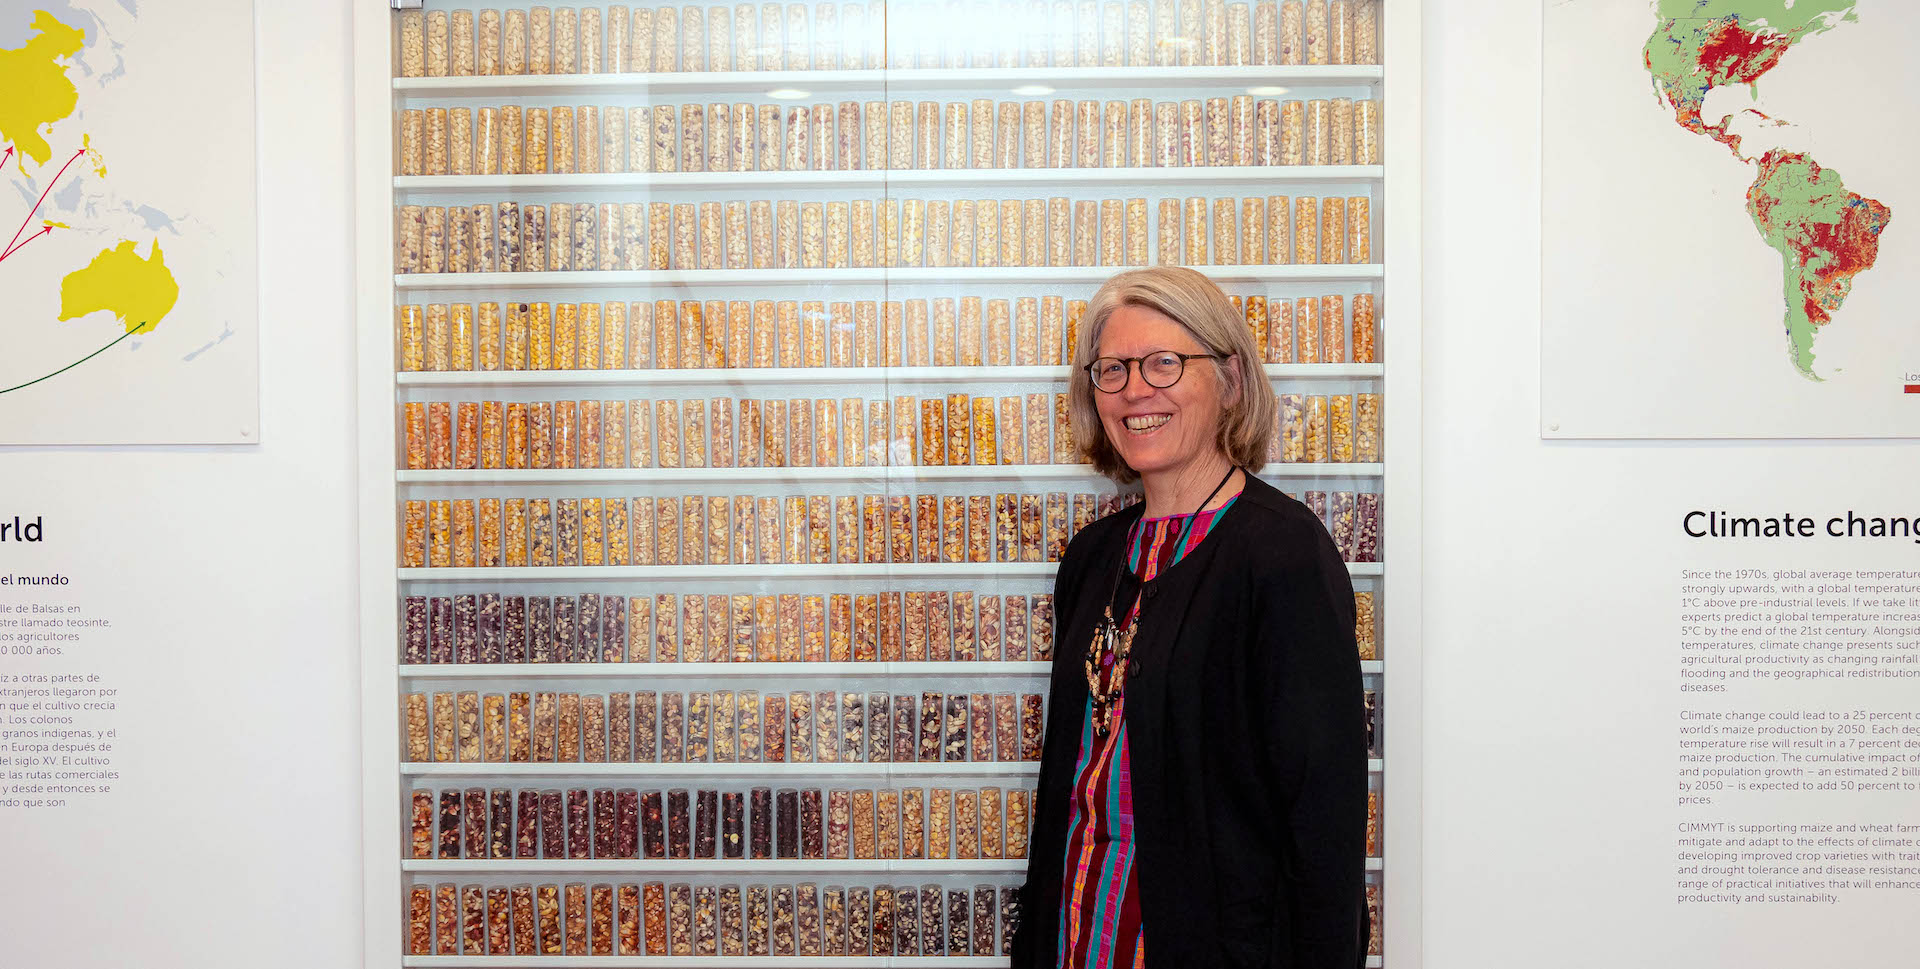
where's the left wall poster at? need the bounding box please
[0,1,257,444]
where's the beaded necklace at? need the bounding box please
[1082,465,1237,736]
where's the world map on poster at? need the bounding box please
[0,2,256,444]
[3,11,177,364]
[1641,0,1891,381]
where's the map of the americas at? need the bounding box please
[1643,0,1892,380]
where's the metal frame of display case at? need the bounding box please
[355,1,1422,965]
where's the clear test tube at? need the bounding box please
[1182,196,1207,265]
[1355,0,1378,64]
[1328,0,1353,64]
[1305,99,1332,166]
[1103,100,1128,168]
[1229,95,1255,166]
[1304,0,1328,64]
[1356,98,1381,165]
[1227,2,1251,64]
[1128,98,1154,167]
[1254,1,1279,62]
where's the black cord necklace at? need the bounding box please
[1084,464,1239,736]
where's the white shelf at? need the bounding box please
[402,762,1044,778]
[399,659,1383,677]
[400,760,1384,776]
[396,464,1385,485]
[395,364,1386,386]
[395,166,1384,192]
[399,662,1051,679]
[402,859,1028,875]
[391,65,1385,98]
[394,265,1385,290]
[395,562,1386,581]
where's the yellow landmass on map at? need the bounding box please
[0,11,87,167]
[82,133,104,176]
[59,240,178,334]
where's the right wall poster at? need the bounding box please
[1540,0,1915,439]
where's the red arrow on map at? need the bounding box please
[6,147,86,255]
[0,224,53,263]
[0,146,14,169]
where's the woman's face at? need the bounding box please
[1092,304,1235,478]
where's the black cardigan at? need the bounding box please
[1010,472,1369,969]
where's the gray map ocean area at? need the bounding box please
[51,177,84,214]
[182,323,236,363]
[93,36,126,83]
[9,96,189,239]
[0,1,129,83]
[127,202,180,234]
[178,264,238,361]
[40,156,118,224]
[19,169,186,239]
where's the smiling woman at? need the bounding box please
[1012,267,1369,969]
[1069,267,1275,511]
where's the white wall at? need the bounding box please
[0,4,361,966]
[1423,2,1920,966]
[12,2,1920,966]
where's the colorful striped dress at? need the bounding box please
[1056,492,1241,969]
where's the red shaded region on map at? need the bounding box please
[1643,16,1793,153]
[1744,150,1892,375]
[1642,2,1890,379]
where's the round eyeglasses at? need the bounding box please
[1084,350,1225,393]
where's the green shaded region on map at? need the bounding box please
[1641,1,1892,380]
[1746,152,1892,377]
[0,11,87,167]
[58,239,179,334]
[1642,0,1855,154]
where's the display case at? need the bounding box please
[356,1,1419,965]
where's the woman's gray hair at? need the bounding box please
[1068,266,1276,483]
